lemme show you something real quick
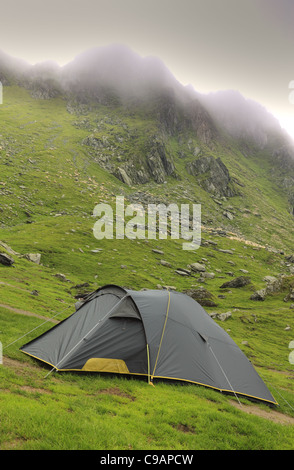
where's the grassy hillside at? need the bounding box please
[1,85,294,450]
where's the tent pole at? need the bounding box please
[44,366,57,379]
[152,291,171,380]
[208,344,242,406]
[146,344,154,386]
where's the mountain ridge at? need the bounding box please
[0,44,294,251]
[0,43,291,143]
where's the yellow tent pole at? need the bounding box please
[151,291,171,381]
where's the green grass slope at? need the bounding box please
[0,86,294,450]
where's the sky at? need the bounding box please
[0,0,293,138]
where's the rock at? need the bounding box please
[264,278,282,294]
[24,253,41,264]
[218,311,232,321]
[220,276,251,288]
[160,260,172,268]
[250,289,267,301]
[146,138,176,184]
[175,269,190,276]
[290,304,294,309]
[218,249,234,254]
[223,211,234,220]
[240,269,249,274]
[152,249,164,255]
[285,255,294,263]
[0,241,19,256]
[190,262,206,272]
[116,167,133,186]
[0,252,14,266]
[284,288,294,302]
[200,272,215,279]
[175,268,191,276]
[263,275,278,283]
[184,287,217,307]
[186,155,236,198]
[54,273,71,282]
[208,312,218,319]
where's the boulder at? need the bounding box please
[160,260,172,268]
[0,241,19,256]
[223,211,234,220]
[220,276,251,288]
[190,262,206,273]
[184,287,217,307]
[218,311,232,321]
[175,269,190,276]
[0,252,14,266]
[250,289,267,301]
[200,272,215,279]
[24,253,41,264]
[152,249,164,255]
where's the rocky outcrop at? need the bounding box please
[145,138,176,183]
[184,100,216,145]
[250,275,294,302]
[84,131,177,186]
[115,167,133,186]
[157,91,216,145]
[186,155,237,198]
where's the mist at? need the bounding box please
[198,89,283,147]
[0,44,288,146]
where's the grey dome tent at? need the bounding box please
[20,285,277,405]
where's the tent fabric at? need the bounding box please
[20,284,277,405]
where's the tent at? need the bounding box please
[20,284,277,405]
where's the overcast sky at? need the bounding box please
[1,0,293,137]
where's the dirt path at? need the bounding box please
[230,400,294,426]
[0,303,59,323]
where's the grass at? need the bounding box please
[1,350,294,450]
[1,227,294,450]
[0,84,294,450]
